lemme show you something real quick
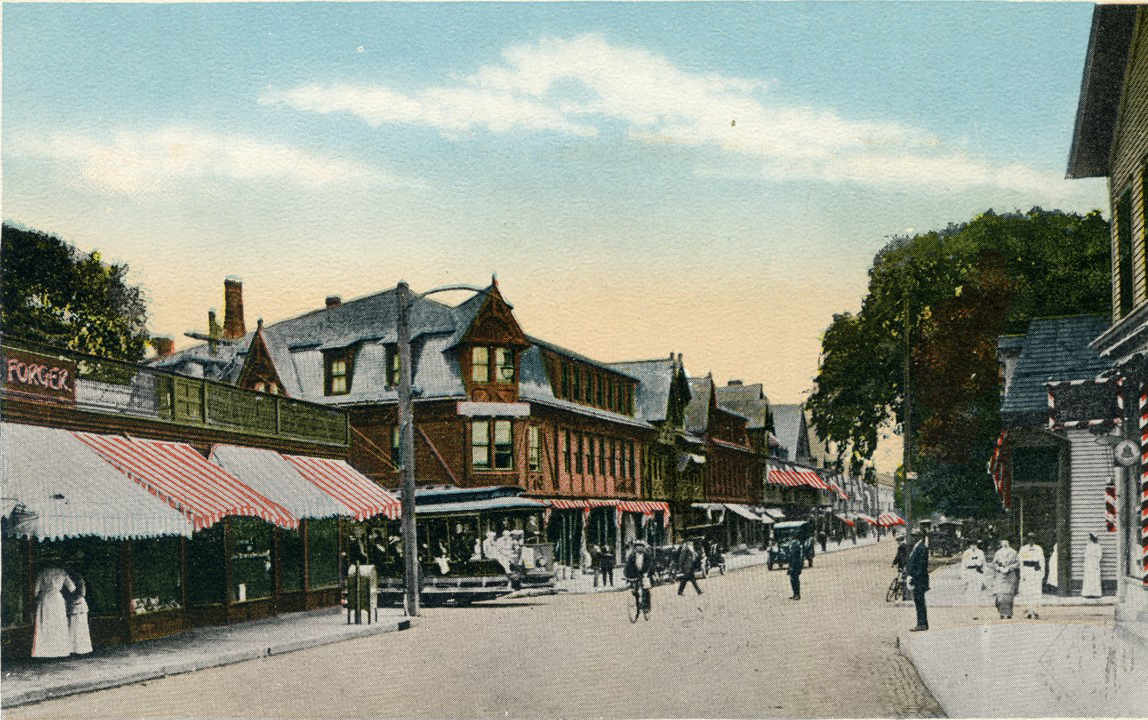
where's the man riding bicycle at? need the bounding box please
[623,540,655,612]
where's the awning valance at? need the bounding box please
[210,445,346,520]
[74,432,297,531]
[2,423,194,540]
[416,496,548,516]
[282,454,401,521]
[544,498,670,527]
[545,498,619,510]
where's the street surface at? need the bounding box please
[11,542,954,718]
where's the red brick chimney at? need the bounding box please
[152,336,175,357]
[223,277,246,340]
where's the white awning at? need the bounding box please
[725,503,769,523]
[762,508,787,521]
[1,423,193,540]
[210,444,347,520]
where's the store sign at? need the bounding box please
[2,347,76,403]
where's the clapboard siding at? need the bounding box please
[1068,430,1120,583]
[1111,9,1148,320]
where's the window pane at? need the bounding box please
[494,420,513,469]
[388,347,400,387]
[472,420,489,443]
[131,536,182,614]
[528,426,540,471]
[473,445,490,468]
[495,348,514,382]
[230,518,273,602]
[472,346,490,383]
[572,366,581,399]
[308,518,340,589]
[494,420,512,444]
[564,430,572,473]
[280,528,304,592]
[596,375,604,406]
[472,419,491,469]
[576,434,584,473]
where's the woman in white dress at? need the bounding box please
[32,566,75,658]
[1081,532,1103,598]
[67,569,93,655]
[961,540,986,604]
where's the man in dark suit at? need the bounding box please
[787,537,804,600]
[676,539,703,595]
[623,541,655,611]
[905,528,930,631]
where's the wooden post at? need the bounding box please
[180,535,189,620]
[121,540,134,643]
[223,519,234,623]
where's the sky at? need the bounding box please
[1,2,1109,471]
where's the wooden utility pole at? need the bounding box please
[903,292,913,529]
[396,281,419,616]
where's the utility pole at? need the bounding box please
[903,291,914,530]
[396,281,419,617]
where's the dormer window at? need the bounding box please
[324,350,352,395]
[471,345,515,384]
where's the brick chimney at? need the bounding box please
[152,336,175,358]
[728,379,743,386]
[223,277,246,340]
[325,295,342,309]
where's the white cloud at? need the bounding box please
[264,33,1073,195]
[16,128,415,195]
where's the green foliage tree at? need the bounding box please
[807,208,1110,517]
[1,223,150,361]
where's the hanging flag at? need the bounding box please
[987,429,1012,510]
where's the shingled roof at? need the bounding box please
[609,358,676,423]
[771,404,807,462]
[999,315,1112,422]
[715,382,771,430]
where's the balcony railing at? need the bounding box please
[2,340,348,447]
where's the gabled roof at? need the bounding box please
[715,382,771,429]
[684,376,714,435]
[609,357,677,422]
[1000,315,1112,421]
[1067,4,1139,179]
[771,404,806,461]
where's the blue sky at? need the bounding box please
[2,2,1109,469]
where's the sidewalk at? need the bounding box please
[923,562,1117,608]
[1,606,410,709]
[899,620,1147,717]
[542,533,883,596]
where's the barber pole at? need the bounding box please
[1106,480,1117,532]
[1139,383,1148,585]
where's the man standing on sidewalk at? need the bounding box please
[787,536,804,600]
[906,528,930,631]
[676,539,703,596]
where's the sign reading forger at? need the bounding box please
[2,347,76,403]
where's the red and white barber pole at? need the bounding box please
[1139,383,1148,585]
[1106,480,1117,533]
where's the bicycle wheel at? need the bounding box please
[628,591,641,623]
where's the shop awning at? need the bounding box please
[827,482,849,501]
[762,507,786,521]
[725,503,768,523]
[795,468,831,491]
[617,500,669,516]
[416,496,548,516]
[74,432,297,531]
[855,513,877,525]
[876,512,906,527]
[834,512,855,527]
[281,454,400,521]
[2,424,194,540]
[545,498,619,510]
[767,465,803,487]
[210,445,346,520]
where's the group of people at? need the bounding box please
[588,543,616,587]
[32,559,91,659]
[619,538,708,612]
[476,529,535,573]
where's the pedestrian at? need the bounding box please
[892,532,908,573]
[905,528,930,631]
[676,539,703,596]
[590,544,602,587]
[991,538,1019,619]
[1046,543,1059,594]
[960,539,986,604]
[818,530,828,553]
[66,552,92,656]
[787,535,804,600]
[623,540,655,612]
[1082,532,1103,599]
[600,542,615,587]
[31,562,75,659]
[1017,532,1045,619]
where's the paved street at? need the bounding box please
[9,542,945,719]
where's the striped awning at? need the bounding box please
[855,513,878,525]
[835,512,856,527]
[876,512,906,527]
[767,465,805,487]
[827,481,849,501]
[2,424,194,540]
[210,445,346,520]
[796,468,831,491]
[282,454,400,521]
[545,498,619,510]
[74,433,297,531]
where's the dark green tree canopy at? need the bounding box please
[1,223,150,361]
[807,208,1110,516]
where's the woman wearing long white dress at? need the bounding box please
[961,541,986,604]
[31,566,75,658]
[1081,532,1103,598]
[67,571,93,655]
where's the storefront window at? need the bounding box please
[230,518,273,603]
[33,539,120,618]
[281,527,305,593]
[2,539,26,627]
[188,525,226,606]
[131,537,182,614]
[308,518,340,589]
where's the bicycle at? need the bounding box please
[627,578,651,622]
[886,573,906,602]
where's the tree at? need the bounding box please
[1,223,150,361]
[807,208,1110,516]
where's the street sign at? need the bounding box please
[1113,439,1139,467]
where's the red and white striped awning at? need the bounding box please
[545,498,619,510]
[835,513,856,527]
[74,433,297,531]
[767,465,804,487]
[281,454,401,521]
[827,481,849,501]
[796,468,831,491]
[876,512,906,528]
[855,513,877,525]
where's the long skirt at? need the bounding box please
[69,599,92,655]
[995,591,1015,618]
[32,594,71,658]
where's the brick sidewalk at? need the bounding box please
[1,606,410,709]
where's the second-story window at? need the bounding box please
[582,368,591,403]
[628,442,636,480]
[588,436,596,476]
[472,419,514,471]
[325,351,352,395]
[564,430,572,473]
[598,436,606,475]
[609,439,617,477]
[607,380,614,411]
[575,433,584,474]
[528,426,540,472]
[472,347,490,383]
[596,375,604,407]
[494,420,513,469]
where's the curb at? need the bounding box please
[895,630,950,717]
[1,618,411,709]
